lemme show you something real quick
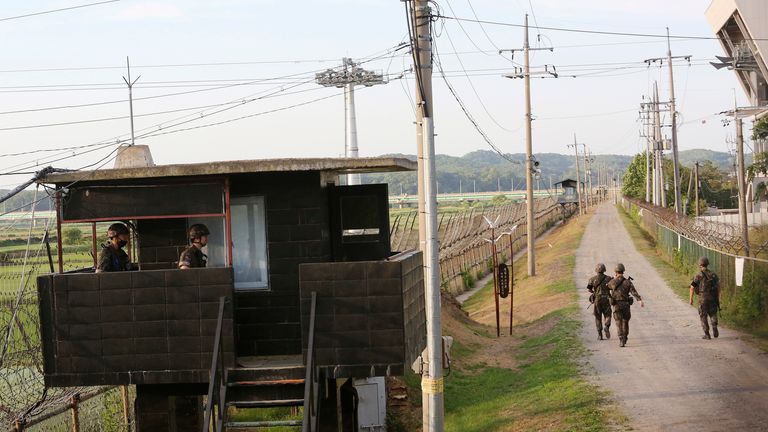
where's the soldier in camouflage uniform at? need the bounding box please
[178,224,210,269]
[96,223,132,273]
[607,263,644,347]
[587,263,613,340]
[689,257,720,340]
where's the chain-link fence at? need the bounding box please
[1,208,135,431]
[621,197,768,327]
[390,198,577,294]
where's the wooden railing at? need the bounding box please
[302,292,319,432]
[201,296,228,432]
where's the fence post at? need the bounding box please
[70,394,80,432]
[121,385,131,431]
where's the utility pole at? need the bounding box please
[316,58,387,185]
[646,44,690,211]
[666,29,682,215]
[694,162,700,217]
[501,15,557,277]
[735,112,750,257]
[522,14,535,276]
[588,150,594,204]
[410,2,443,429]
[639,98,652,203]
[644,32,690,214]
[582,144,590,210]
[653,82,667,207]
[568,135,583,215]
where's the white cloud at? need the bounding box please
[113,2,183,20]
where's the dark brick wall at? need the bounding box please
[137,218,188,271]
[297,251,426,378]
[230,172,331,356]
[37,268,235,387]
[134,385,203,432]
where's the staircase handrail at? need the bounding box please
[302,292,318,432]
[202,296,229,432]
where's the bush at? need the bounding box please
[461,268,476,290]
[63,227,83,245]
[727,269,767,326]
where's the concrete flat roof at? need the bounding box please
[37,157,417,184]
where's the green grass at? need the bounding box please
[440,212,626,432]
[227,407,302,431]
[444,307,620,432]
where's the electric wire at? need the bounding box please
[439,24,518,131]
[433,41,521,165]
[435,14,768,41]
[0,85,326,132]
[0,0,119,23]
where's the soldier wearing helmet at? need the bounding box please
[607,263,644,347]
[586,263,613,340]
[179,223,210,269]
[96,223,132,273]
[689,256,720,339]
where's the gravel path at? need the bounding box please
[575,203,768,431]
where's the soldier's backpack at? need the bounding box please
[699,271,718,298]
[594,274,610,297]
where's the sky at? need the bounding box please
[0,0,751,190]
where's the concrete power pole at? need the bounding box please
[316,58,387,185]
[568,135,583,215]
[644,32,690,214]
[582,144,590,210]
[410,2,443,429]
[694,161,700,217]
[666,29,682,215]
[521,15,536,276]
[736,114,750,257]
[653,82,667,207]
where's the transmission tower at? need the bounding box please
[316,58,387,185]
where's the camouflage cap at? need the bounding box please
[614,263,625,273]
[595,263,606,273]
[698,257,709,267]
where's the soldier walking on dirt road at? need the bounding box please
[587,263,613,340]
[689,257,720,340]
[607,263,644,347]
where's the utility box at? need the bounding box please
[354,377,387,431]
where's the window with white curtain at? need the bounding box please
[231,196,268,290]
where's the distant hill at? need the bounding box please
[365,149,743,195]
[678,149,751,172]
[364,150,633,195]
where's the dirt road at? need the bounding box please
[575,204,768,431]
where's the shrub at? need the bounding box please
[63,227,83,245]
[727,269,767,326]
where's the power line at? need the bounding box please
[433,43,521,165]
[137,92,346,139]
[439,24,518,132]
[435,14,768,41]
[465,0,503,52]
[0,0,119,23]
[0,85,324,132]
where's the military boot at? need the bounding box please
[598,330,603,340]
[702,332,711,340]
[713,326,719,338]
[619,337,626,347]
[604,327,610,339]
